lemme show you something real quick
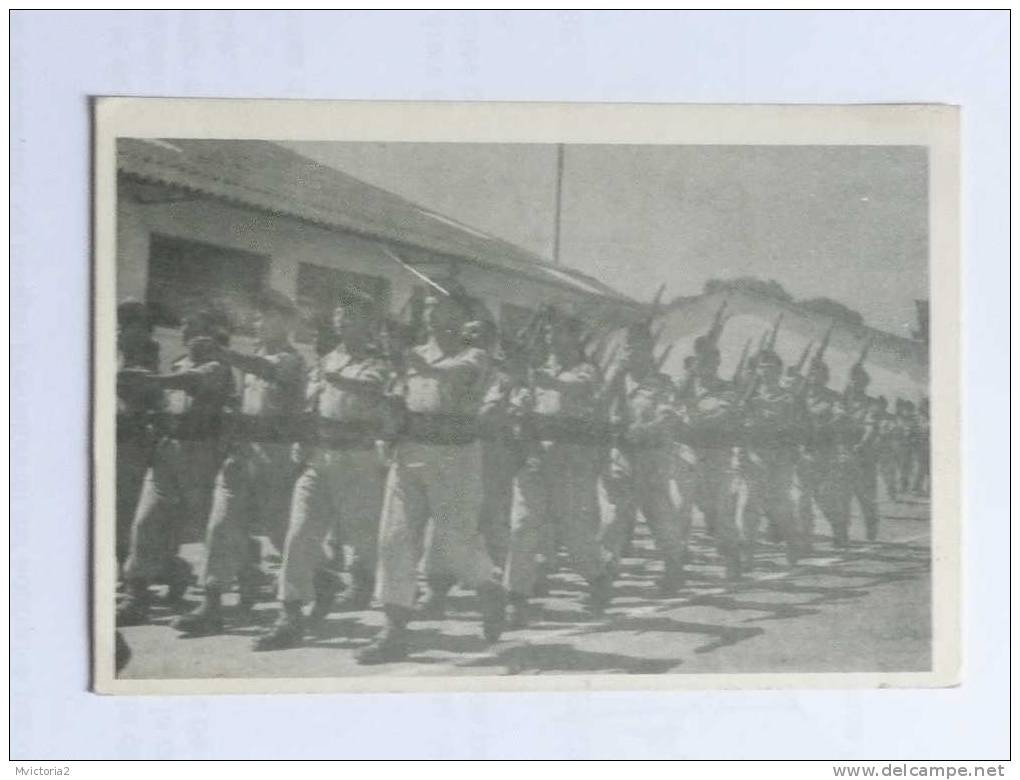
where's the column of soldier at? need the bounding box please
[114,281,931,666]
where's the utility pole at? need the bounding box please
[552,143,565,264]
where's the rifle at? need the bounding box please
[706,299,729,347]
[794,340,813,374]
[766,312,784,351]
[731,337,752,384]
[844,337,873,398]
[814,321,835,365]
[380,246,452,298]
[654,342,675,372]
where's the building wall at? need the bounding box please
[117,187,613,326]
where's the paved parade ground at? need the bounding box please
[118,495,931,681]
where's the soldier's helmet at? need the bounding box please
[692,333,713,356]
[849,363,871,387]
[117,298,153,330]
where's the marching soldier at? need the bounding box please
[843,359,882,541]
[911,397,931,496]
[173,291,305,637]
[599,322,690,594]
[896,399,919,495]
[501,309,614,628]
[679,342,744,579]
[739,349,809,568]
[254,289,392,651]
[116,300,162,568]
[798,354,853,547]
[875,396,901,501]
[358,281,505,664]
[473,318,526,569]
[117,309,234,625]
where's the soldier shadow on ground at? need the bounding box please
[461,642,681,675]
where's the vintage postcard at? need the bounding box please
[93,99,959,694]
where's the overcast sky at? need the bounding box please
[286,142,928,335]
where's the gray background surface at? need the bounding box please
[11,10,1007,759]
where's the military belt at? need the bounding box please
[227,413,307,443]
[153,413,223,441]
[523,415,610,445]
[315,417,384,449]
[116,413,152,444]
[402,413,478,445]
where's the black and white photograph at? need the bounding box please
[92,99,959,694]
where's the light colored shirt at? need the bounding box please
[314,344,390,422]
[240,348,305,417]
[403,340,489,415]
[530,358,599,417]
[164,356,233,416]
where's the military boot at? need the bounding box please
[356,605,412,665]
[586,567,615,614]
[477,580,506,642]
[116,579,151,626]
[415,575,456,620]
[332,566,375,613]
[172,586,225,636]
[657,562,686,597]
[531,563,552,598]
[162,556,194,606]
[252,601,305,652]
[832,524,850,549]
[506,592,530,629]
[725,551,745,581]
[307,567,342,626]
[865,520,879,543]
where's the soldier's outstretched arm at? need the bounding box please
[145,362,228,394]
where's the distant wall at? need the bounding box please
[652,289,929,402]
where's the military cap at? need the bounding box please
[808,357,831,382]
[849,363,871,385]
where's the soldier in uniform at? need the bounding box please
[598,323,690,595]
[798,354,854,547]
[874,396,901,501]
[117,309,234,625]
[843,363,882,541]
[896,399,919,495]
[501,309,614,628]
[912,397,931,496]
[173,291,305,637]
[739,349,809,569]
[358,282,505,664]
[472,318,525,569]
[116,300,162,568]
[254,289,392,650]
[679,343,744,579]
